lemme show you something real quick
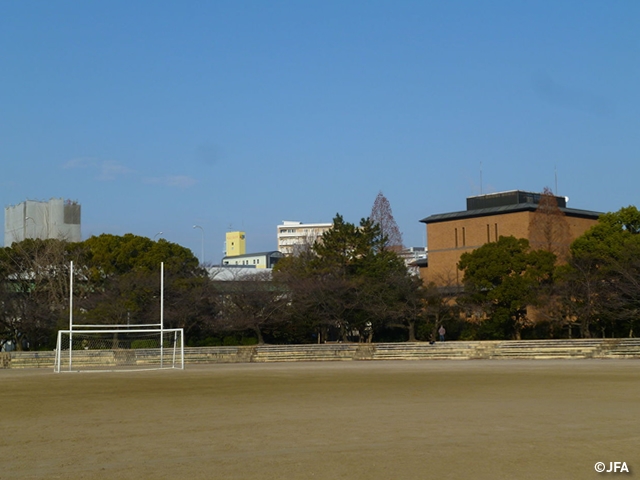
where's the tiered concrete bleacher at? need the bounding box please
[184,346,252,364]
[4,339,640,369]
[372,342,480,360]
[6,351,55,369]
[594,338,640,359]
[489,339,604,360]
[251,343,363,362]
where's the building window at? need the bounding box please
[455,228,458,248]
[487,224,490,242]
[495,223,498,241]
[462,227,466,246]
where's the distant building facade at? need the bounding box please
[419,190,601,286]
[277,221,333,256]
[4,198,81,246]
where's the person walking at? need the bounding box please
[438,325,446,342]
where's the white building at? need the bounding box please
[397,246,427,264]
[4,198,81,246]
[398,246,427,276]
[221,251,284,269]
[277,221,333,256]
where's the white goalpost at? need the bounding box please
[54,262,185,373]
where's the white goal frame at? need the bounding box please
[54,261,185,373]
[54,327,184,373]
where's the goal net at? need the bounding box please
[54,328,184,373]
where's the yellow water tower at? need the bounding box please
[225,231,246,257]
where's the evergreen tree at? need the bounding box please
[561,206,640,337]
[458,236,556,339]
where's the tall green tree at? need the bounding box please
[561,206,640,337]
[458,236,556,339]
[77,234,213,333]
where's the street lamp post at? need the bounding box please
[193,225,204,264]
[154,232,163,241]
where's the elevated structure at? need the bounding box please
[419,190,601,286]
[225,231,246,257]
[5,198,81,246]
[277,221,332,256]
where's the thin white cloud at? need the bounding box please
[63,157,133,181]
[63,157,98,169]
[63,158,194,187]
[98,161,134,181]
[143,175,198,188]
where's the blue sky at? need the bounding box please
[1,1,638,262]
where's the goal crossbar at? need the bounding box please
[70,324,164,329]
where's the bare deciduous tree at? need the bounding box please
[529,187,571,261]
[370,191,404,251]
[216,270,288,344]
[0,239,77,350]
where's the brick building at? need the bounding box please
[419,190,601,287]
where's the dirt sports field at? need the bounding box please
[2,359,639,480]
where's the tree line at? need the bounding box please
[2,194,639,350]
[0,233,217,350]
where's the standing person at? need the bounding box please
[438,325,446,342]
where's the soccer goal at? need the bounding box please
[54,327,184,372]
[54,262,185,373]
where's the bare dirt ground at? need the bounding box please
[2,359,639,480]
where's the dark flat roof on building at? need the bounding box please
[420,203,603,224]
